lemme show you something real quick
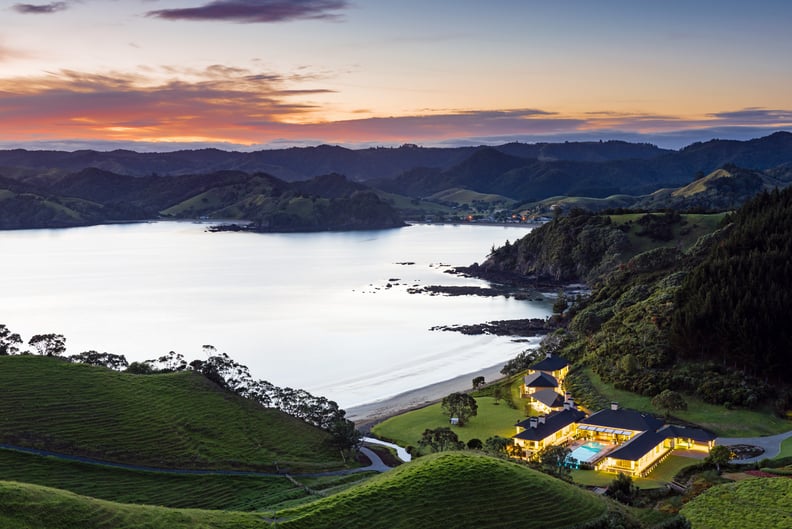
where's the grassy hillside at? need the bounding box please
[275,452,611,529]
[0,356,345,472]
[0,448,328,511]
[0,481,270,529]
[680,478,792,529]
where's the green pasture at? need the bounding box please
[0,356,345,472]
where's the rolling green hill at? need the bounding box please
[275,452,614,529]
[0,480,270,529]
[0,356,345,472]
[680,478,792,529]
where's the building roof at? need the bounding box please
[530,389,565,409]
[513,408,586,442]
[607,429,667,461]
[579,407,664,433]
[530,354,570,373]
[523,371,558,388]
[663,425,716,443]
[607,425,716,462]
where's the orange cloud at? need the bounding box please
[0,66,790,149]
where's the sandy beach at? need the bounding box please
[346,362,509,431]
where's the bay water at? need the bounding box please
[0,221,551,408]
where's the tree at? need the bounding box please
[69,351,128,371]
[28,333,66,357]
[484,435,511,455]
[418,427,464,452]
[466,438,483,450]
[326,418,362,461]
[0,324,22,355]
[472,376,486,390]
[553,290,569,315]
[605,472,638,505]
[441,392,478,426]
[536,444,572,479]
[706,445,732,473]
[651,389,687,417]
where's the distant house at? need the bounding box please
[528,354,570,387]
[513,404,586,458]
[522,371,559,395]
[528,388,567,414]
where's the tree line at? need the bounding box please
[0,326,359,450]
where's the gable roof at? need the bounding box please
[606,424,716,462]
[530,354,570,373]
[663,425,716,443]
[579,408,664,433]
[523,371,558,388]
[530,389,565,409]
[607,429,667,461]
[513,408,586,442]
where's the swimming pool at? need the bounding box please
[568,441,606,465]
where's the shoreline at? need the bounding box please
[346,362,509,432]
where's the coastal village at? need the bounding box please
[511,354,715,477]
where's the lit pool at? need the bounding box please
[568,441,606,465]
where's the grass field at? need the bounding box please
[777,437,792,459]
[608,212,726,256]
[570,456,698,490]
[0,480,271,529]
[584,369,791,437]
[275,452,609,529]
[0,448,316,511]
[371,396,526,450]
[0,356,345,472]
[681,478,792,529]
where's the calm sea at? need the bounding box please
[0,221,551,407]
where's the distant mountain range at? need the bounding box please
[1,132,791,229]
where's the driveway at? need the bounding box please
[716,429,792,464]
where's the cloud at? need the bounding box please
[708,108,792,125]
[0,66,789,150]
[12,2,68,14]
[146,0,348,23]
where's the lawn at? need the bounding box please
[372,396,526,449]
[584,369,791,437]
[570,456,698,490]
[777,437,792,459]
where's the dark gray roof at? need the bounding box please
[579,408,664,433]
[663,425,716,443]
[607,425,716,461]
[513,408,586,441]
[523,371,558,388]
[530,354,570,373]
[530,389,565,409]
[607,429,667,461]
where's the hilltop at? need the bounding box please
[2,132,792,229]
[0,355,346,472]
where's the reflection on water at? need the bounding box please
[0,221,551,407]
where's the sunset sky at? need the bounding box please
[1,0,791,150]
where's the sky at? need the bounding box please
[1,0,791,151]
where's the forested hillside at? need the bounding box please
[672,187,792,383]
[479,189,792,412]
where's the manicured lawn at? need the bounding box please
[646,455,700,483]
[777,437,792,459]
[585,369,791,437]
[570,469,666,490]
[372,397,526,449]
